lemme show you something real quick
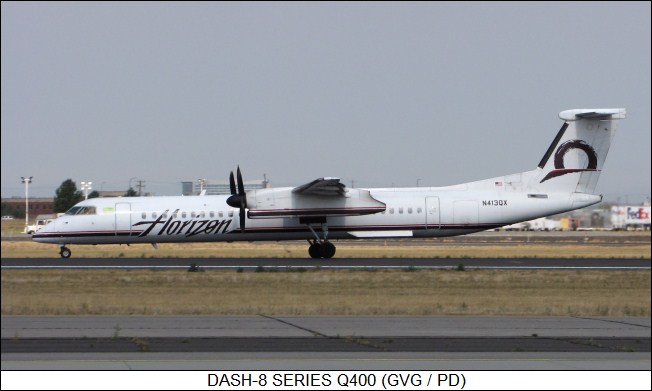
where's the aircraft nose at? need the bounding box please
[32,219,57,243]
[42,220,56,233]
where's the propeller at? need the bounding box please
[226,166,247,233]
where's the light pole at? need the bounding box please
[81,181,93,200]
[21,176,32,228]
[416,179,421,187]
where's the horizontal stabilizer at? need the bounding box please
[559,108,626,121]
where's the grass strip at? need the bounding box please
[2,269,649,316]
[1,240,650,259]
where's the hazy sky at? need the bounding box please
[2,2,650,202]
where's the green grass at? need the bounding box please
[1,220,27,235]
[2,269,649,316]
[4,232,649,317]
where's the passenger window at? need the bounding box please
[417,207,422,214]
[228,210,233,217]
[162,213,167,219]
[141,212,146,219]
[210,211,215,218]
[172,213,177,219]
[408,207,413,214]
[219,211,224,218]
[152,212,157,219]
[191,211,196,218]
[200,211,205,218]
[389,208,394,214]
[182,212,187,218]
[399,208,404,214]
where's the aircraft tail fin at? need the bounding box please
[529,108,625,194]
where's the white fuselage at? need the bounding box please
[32,182,600,246]
[31,108,625,258]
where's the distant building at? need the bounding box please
[181,178,270,195]
[96,191,129,198]
[1,197,55,219]
[181,182,194,196]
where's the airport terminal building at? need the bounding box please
[181,178,269,196]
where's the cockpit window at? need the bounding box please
[80,207,96,215]
[65,206,97,215]
[65,207,82,215]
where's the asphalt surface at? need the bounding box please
[2,257,650,269]
[2,316,650,370]
[2,231,649,370]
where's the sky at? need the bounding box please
[2,2,650,203]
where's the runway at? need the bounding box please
[2,316,650,370]
[3,233,650,370]
[2,257,650,269]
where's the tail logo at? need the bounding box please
[540,140,598,183]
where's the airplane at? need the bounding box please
[33,108,626,259]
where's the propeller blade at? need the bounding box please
[227,166,248,231]
[236,166,247,208]
[237,166,245,195]
[239,203,246,233]
[229,171,236,195]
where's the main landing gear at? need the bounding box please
[305,220,336,259]
[308,240,336,259]
[59,245,71,259]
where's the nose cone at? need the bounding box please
[31,220,57,243]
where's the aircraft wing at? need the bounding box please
[292,177,346,196]
[246,178,385,218]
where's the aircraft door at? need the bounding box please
[426,197,440,229]
[115,203,131,236]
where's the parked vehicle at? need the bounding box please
[23,214,62,234]
[559,217,580,231]
[611,206,651,231]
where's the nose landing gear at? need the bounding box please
[59,245,71,259]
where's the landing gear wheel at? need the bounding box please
[307,241,336,258]
[308,242,322,259]
[60,246,71,259]
[322,242,336,259]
